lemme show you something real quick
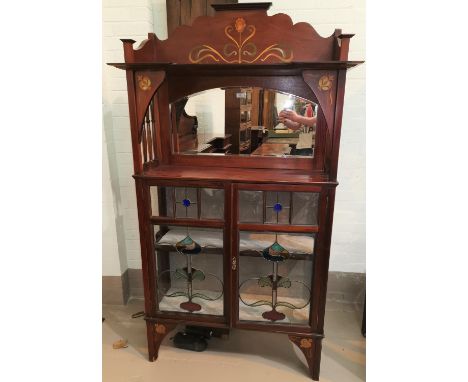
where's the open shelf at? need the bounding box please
[155,228,315,260]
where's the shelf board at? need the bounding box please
[135,165,334,185]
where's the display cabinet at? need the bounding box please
[109,2,362,380]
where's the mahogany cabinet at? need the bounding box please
[109,3,362,380]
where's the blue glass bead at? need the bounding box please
[182,199,191,207]
[273,203,282,212]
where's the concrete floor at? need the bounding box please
[103,299,365,382]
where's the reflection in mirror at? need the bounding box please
[171,88,318,158]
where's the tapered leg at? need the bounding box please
[146,321,177,361]
[288,335,323,381]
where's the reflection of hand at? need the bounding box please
[282,119,300,130]
[279,109,299,122]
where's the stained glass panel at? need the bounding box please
[265,191,290,224]
[238,190,320,226]
[154,226,224,316]
[149,186,224,220]
[238,231,314,325]
[175,187,198,218]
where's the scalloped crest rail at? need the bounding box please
[121,6,353,64]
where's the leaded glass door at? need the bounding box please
[234,184,321,330]
[149,181,229,322]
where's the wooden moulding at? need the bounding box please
[109,62,362,71]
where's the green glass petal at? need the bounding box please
[174,268,189,280]
[191,269,206,281]
[258,276,273,287]
[178,236,194,245]
[271,242,284,252]
[277,277,291,288]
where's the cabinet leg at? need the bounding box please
[288,335,323,381]
[146,321,177,361]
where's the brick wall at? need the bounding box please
[103,0,165,274]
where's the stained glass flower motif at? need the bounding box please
[175,235,201,254]
[262,241,289,262]
[182,199,191,207]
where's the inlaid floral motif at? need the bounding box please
[318,75,333,91]
[189,17,293,64]
[235,17,246,33]
[155,323,166,334]
[318,74,334,104]
[137,75,152,91]
[300,338,313,349]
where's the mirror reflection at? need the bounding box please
[171,88,318,158]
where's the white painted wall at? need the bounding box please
[102,0,365,273]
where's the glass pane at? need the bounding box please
[200,188,224,220]
[171,88,317,158]
[150,186,174,217]
[155,226,224,316]
[239,190,263,223]
[266,191,290,206]
[265,191,291,224]
[175,187,197,202]
[291,192,319,225]
[238,231,314,325]
[150,186,224,220]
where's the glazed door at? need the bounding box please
[148,180,231,325]
[232,183,322,332]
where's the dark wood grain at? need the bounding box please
[180,0,192,26]
[166,0,182,36]
[150,216,224,228]
[190,0,207,24]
